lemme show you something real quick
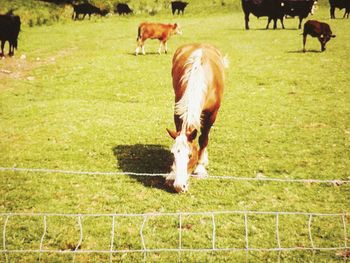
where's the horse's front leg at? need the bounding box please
[193,110,218,178]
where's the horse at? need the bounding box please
[166,43,226,193]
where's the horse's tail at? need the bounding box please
[175,48,206,130]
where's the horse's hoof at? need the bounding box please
[192,165,208,178]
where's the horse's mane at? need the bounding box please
[175,48,207,131]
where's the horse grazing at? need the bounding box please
[166,43,226,193]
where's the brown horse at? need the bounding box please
[166,43,226,193]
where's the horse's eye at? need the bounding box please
[188,153,192,158]
[177,149,180,154]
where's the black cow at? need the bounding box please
[171,1,189,15]
[242,0,285,30]
[302,20,335,52]
[114,3,133,15]
[72,3,107,20]
[329,0,350,18]
[282,0,317,29]
[345,7,350,18]
[0,11,21,57]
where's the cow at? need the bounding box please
[135,22,182,55]
[345,7,350,18]
[72,3,108,20]
[282,0,317,29]
[171,1,189,15]
[329,0,350,18]
[302,20,335,52]
[0,11,21,57]
[115,3,133,15]
[242,0,285,30]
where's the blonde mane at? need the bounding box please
[174,48,207,131]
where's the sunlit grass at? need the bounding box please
[0,3,349,262]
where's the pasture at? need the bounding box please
[0,1,349,262]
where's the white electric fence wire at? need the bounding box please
[39,216,47,252]
[342,214,347,248]
[75,216,83,252]
[140,216,148,263]
[244,213,249,250]
[110,216,116,263]
[38,215,47,262]
[211,213,216,250]
[140,216,147,251]
[308,214,315,249]
[179,213,182,250]
[2,216,9,252]
[276,213,281,249]
[1,210,347,218]
[2,215,9,263]
[1,167,349,184]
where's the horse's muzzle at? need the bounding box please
[174,180,189,193]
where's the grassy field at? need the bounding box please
[0,1,349,262]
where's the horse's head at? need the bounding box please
[166,128,198,193]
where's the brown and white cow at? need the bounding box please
[135,22,182,55]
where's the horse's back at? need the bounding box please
[172,43,225,110]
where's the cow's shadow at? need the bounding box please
[112,144,175,192]
[129,52,167,56]
[249,27,298,31]
[287,49,321,53]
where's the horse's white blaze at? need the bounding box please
[171,133,190,192]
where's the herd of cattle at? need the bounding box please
[0,0,349,57]
[72,1,189,18]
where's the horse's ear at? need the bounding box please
[187,129,197,142]
[166,128,178,139]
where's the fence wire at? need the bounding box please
[1,167,349,184]
[0,210,348,258]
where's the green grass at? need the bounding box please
[0,2,349,262]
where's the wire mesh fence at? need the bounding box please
[1,210,348,260]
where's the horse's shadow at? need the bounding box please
[112,144,175,192]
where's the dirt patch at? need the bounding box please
[302,122,328,130]
[0,48,77,90]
